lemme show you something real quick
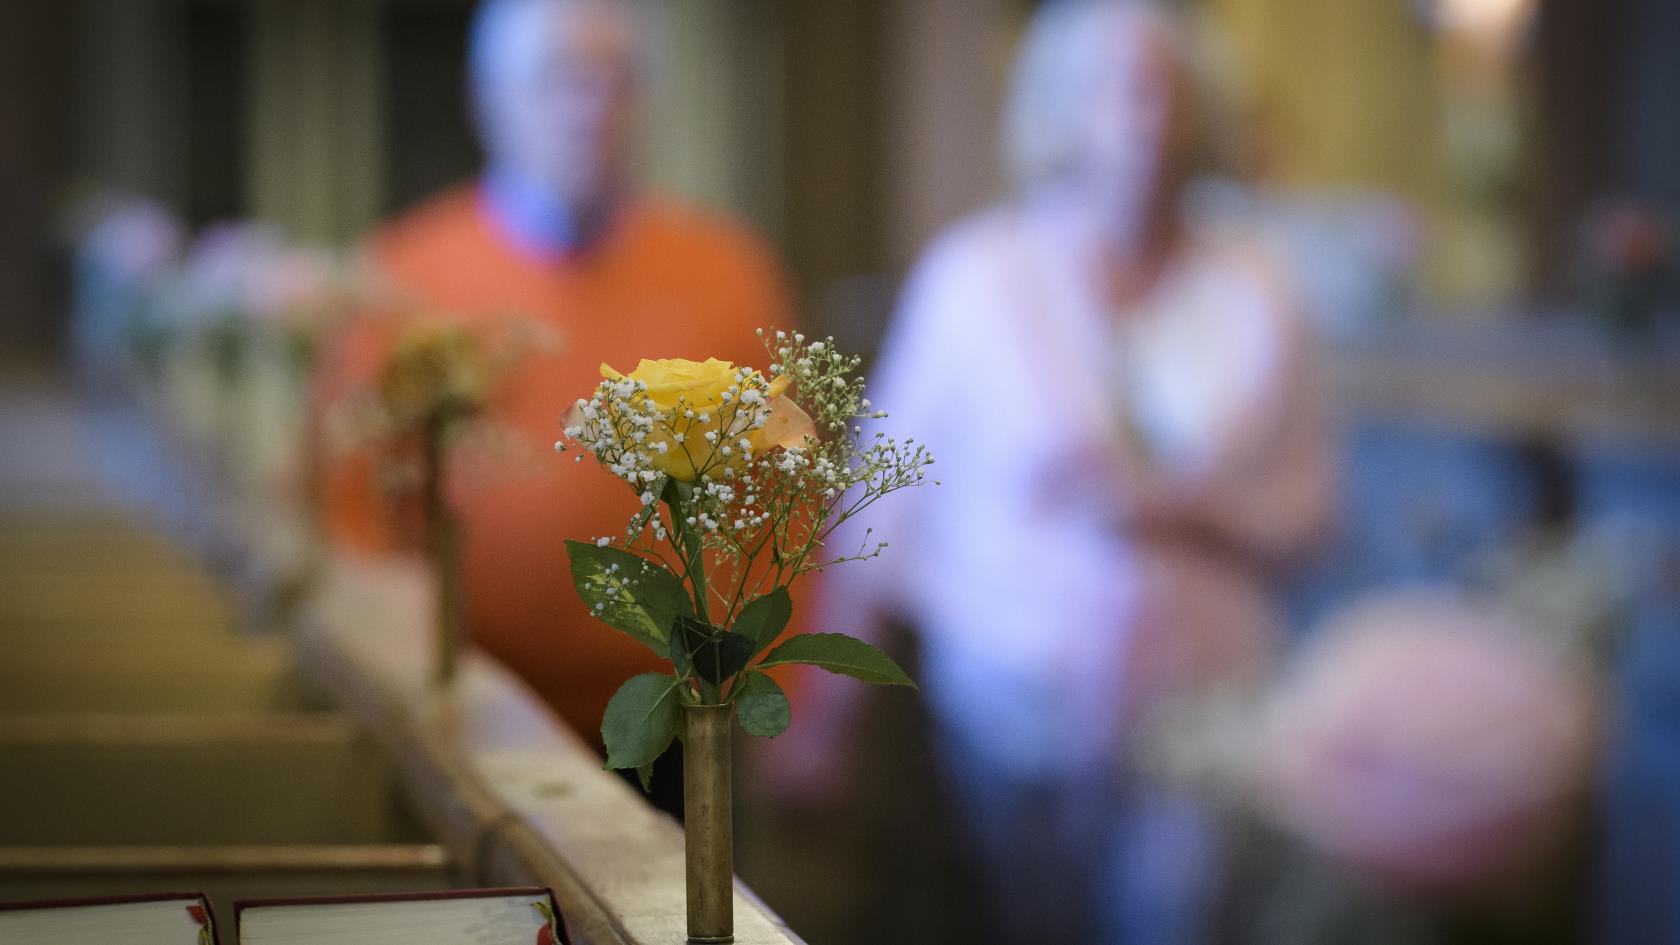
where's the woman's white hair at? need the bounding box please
[1003,0,1216,190]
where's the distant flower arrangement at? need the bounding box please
[1576,198,1672,339]
[373,321,499,438]
[162,222,365,373]
[333,314,561,489]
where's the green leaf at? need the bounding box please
[566,540,693,657]
[669,617,696,679]
[734,671,791,738]
[757,633,916,688]
[662,477,692,506]
[635,761,656,793]
[601,673,683,771]
[735,587,793,656]
[672,615,754,686]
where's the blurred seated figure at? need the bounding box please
[780,2,1333,942]
[1236,591,1603,945]
[318,0,790,744]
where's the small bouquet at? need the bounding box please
[165,223,293,388]
[556,329,933,773]
[154,223,367,489]
[372,321,498,440]
[64,191,186,387]
[164,223,369,386]
[344,316,557,683]
[348,315,559,464]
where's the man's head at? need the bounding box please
[469,0,645,212]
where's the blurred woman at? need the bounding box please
[789,2,1334,942]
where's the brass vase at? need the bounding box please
[422,415,462,686]
[683,703,733,943]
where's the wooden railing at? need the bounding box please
[292,556,807,945]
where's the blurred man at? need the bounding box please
[783,2,1333,943]
[320,0,790,748]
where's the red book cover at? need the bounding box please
[0,891,220,944]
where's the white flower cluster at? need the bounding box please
[584,558,656,618]
[757,329,934,569]
[558,368,775,483]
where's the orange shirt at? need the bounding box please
[319,184,792,742]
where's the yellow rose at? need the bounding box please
[604,358,741,410]
[592,357,814,481]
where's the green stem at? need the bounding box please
[673,492,709,624]
[668,486,727,704]
[688,543,709,623]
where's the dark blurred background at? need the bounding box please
[3,1,1680,943]
[5,0,1680,355]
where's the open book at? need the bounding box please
[0,892,218,945]
[235,888,565,945]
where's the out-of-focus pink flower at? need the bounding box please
[1251,591,1601,899]
[248,246,352,329]
[165,222,362,340]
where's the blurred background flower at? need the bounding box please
[1251,591,1602,898]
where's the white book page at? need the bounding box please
[239,893,552,945]
[0,898,208,945]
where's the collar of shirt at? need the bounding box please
[479,168,618,263]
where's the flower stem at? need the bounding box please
[672,491,709,623]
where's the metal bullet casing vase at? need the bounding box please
[684,703,733,943]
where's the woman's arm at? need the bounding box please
[1127,250,1338,570]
